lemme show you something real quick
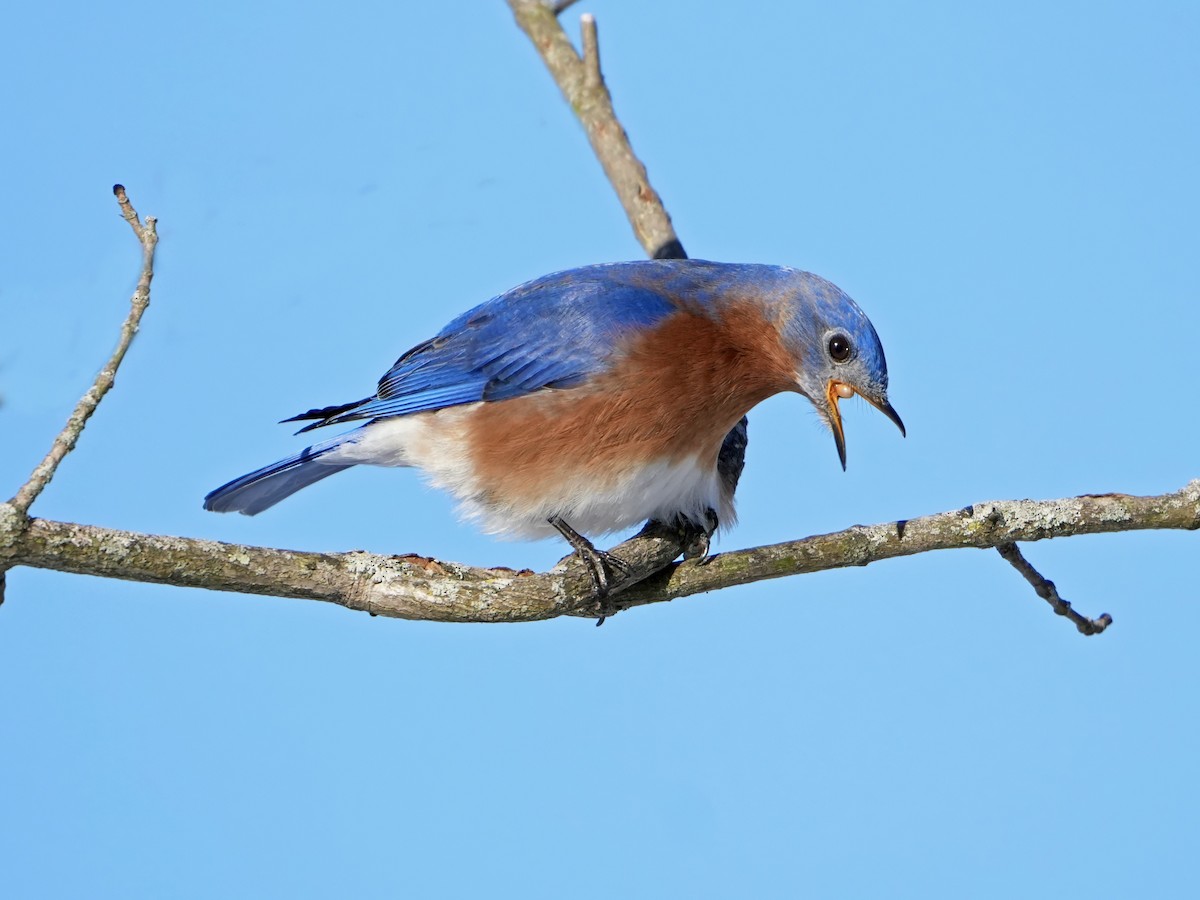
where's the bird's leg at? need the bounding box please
[548,515,631,625]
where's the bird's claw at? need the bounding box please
[581,546,632,598]
[548,515,632,624]
[680,508,719,564]
[583,549,633,627]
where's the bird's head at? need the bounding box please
[777,271,905,469]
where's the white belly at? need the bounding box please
[321,407,732,539]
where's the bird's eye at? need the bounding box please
[828,334,852,363]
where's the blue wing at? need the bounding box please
[287,263,686,431]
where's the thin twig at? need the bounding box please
[552,0,583,16]
[580,14,601,90]
[997,543,1112,635]
[507,0,684,259]
[113,183,147,242]
[8,185,158,517]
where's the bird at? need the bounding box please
[204,259,904,591]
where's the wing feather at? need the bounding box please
[295,264,684,430]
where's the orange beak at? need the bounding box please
[826,380,906,470]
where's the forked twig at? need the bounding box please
[507,0,684,259]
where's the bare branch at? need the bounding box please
[997,543,1112,635]
[0,512,698,623]
[8,186,158,518]
[2,483,1196,623]
[507,0,684,260]
[610,482,1200,613]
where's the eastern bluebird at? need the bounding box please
[204,260,903,586]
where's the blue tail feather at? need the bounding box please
[204,439,354,516]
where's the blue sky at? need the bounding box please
[2,1,1198,897]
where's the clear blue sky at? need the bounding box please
[3,2,1198,897]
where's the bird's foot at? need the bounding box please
[548,515,632,625]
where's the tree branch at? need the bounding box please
[1,482,1195,622]
[8,185,157,518]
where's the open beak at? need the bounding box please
[826,380,906,470]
